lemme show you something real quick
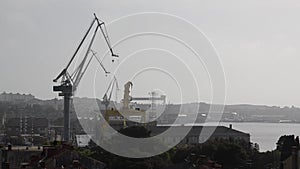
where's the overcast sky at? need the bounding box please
[1,0,300,107]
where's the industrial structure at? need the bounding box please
[102,81,166,129]
[52,13,166,141]
[53,14,118,141]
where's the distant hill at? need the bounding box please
[0,92,300,125]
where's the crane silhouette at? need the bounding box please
[53,13,118,141]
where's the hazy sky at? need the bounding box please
[1,0,300,107]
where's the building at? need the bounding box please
[0,144,106,169]
[149,124,250,145]
[75,134,92,147]
[0,92,34,103]
[5,117,48,137]
[281,147,299,169]
[277,135,300,169]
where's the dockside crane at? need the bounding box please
[103,76,119,110]
[53,13,118,142]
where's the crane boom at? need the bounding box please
[94,13,118,58]
[73,25,99,89]
[53,18,96,83]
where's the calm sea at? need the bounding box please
[220,122,300,152]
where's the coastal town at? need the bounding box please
[1,0,300,168]
[0,92,298,169]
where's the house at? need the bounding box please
[277,135,300,169]
[149,124,250,145]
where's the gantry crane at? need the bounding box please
[53,13,118,142]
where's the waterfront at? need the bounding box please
[220,122,300,152]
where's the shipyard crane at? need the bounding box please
[103,76,119,110]
[53,13,118,141]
